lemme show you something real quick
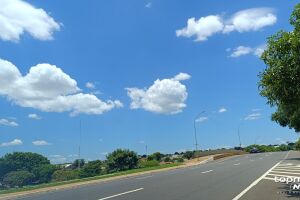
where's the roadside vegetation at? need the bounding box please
[0,141,298,193]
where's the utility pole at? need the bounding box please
[238,125,242,148]
[145,145,148,156]
[194,111,206,152]
[78,119,82,169]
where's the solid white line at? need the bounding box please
[271,171,300,175]
[263,177,274,181]
[267,173,300,178]
[283,151,291,160]
[231,161,282,200]
[201,170,213,174]
[98,188,144,200]
[272,168,300,172]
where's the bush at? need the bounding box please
[163,157,172,163]
[107,149,138,172]
[3,171,34,187]
[52,170,80,182]
[177,158,184,163]
[32,164,56,184]
[183,151,194,160]
[139,160,159,168]
[147,152,163,162]
[80,160,103,178]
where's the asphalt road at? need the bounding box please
[11,151,291,200]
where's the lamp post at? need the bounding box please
[238,124,242,148]
[194,111,206,152]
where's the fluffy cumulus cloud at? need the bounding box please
[229,45,266,58]
[176,15,224,41]
[85,82,96,89]
[0,139,23,147]
[176,8,276,42]
[0,118,18,126]
[0,0,61,41]
[0,58,123,116]
[32,140,50,146]
[126,73,191,114]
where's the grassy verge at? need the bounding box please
[0,163,181,195]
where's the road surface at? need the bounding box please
[8,151,300,200]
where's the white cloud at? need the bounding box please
[0,58,123,116]
[28,113,41,120]
[196,116,208,123]
[176,15,224,41]
[229,45,266,58]
[218,107,227,113]
[244,113,261,120]
[0,118,18,127]
[0,139,23,147]
[145,2,152,8]
[85,82,95,89]
[126,73,191,114]
[223,8,276,33]
[32,140,50,146]
[176,8,276,42]
[0,0,61,42]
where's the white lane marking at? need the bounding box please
[232,161,281,200]
[263,177,274,181]
[267,174,300,178]
[283,151,291,159]
[234,163,240,166]
[98,188,144,200]
[201,170,213,174]
[250,160,254,162]
[273,168,300,172]
[136,175,153,180]
[259,158,263,160]
[232,151,290,200]
[271,171,300,175]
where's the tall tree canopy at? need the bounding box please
[259,3,300,132]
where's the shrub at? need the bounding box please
[52,170,80,182]
[80,160,103,178]
[139,160,159,168]
[3,171,34,187]
[32,164,56,184]
[107,149,138,172]
[183,151,194,160]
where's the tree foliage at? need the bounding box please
[106,149,138,172]
[3,171,34,187]
[259,3,300,132]
[80,160,103,178]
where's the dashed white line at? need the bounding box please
[201,170,213,174]
[98,188,144,200]
[234,163,240,166]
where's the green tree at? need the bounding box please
[183,151,194,160]
[106,149,138,172]
[72,159,85,169]
[3,171,34,187]
[80,160,103,178]
[2,152,50,172]
[147,152,163,162]
[32,164,56,184]
[295,139,300,150]
[259,3,300,132]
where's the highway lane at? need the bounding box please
[12,152,288,200]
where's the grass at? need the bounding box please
[0,163,182,195]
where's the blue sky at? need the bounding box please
[0,0,299,163]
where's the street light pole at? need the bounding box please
[194,111,206,152]
[238,124,242,148]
